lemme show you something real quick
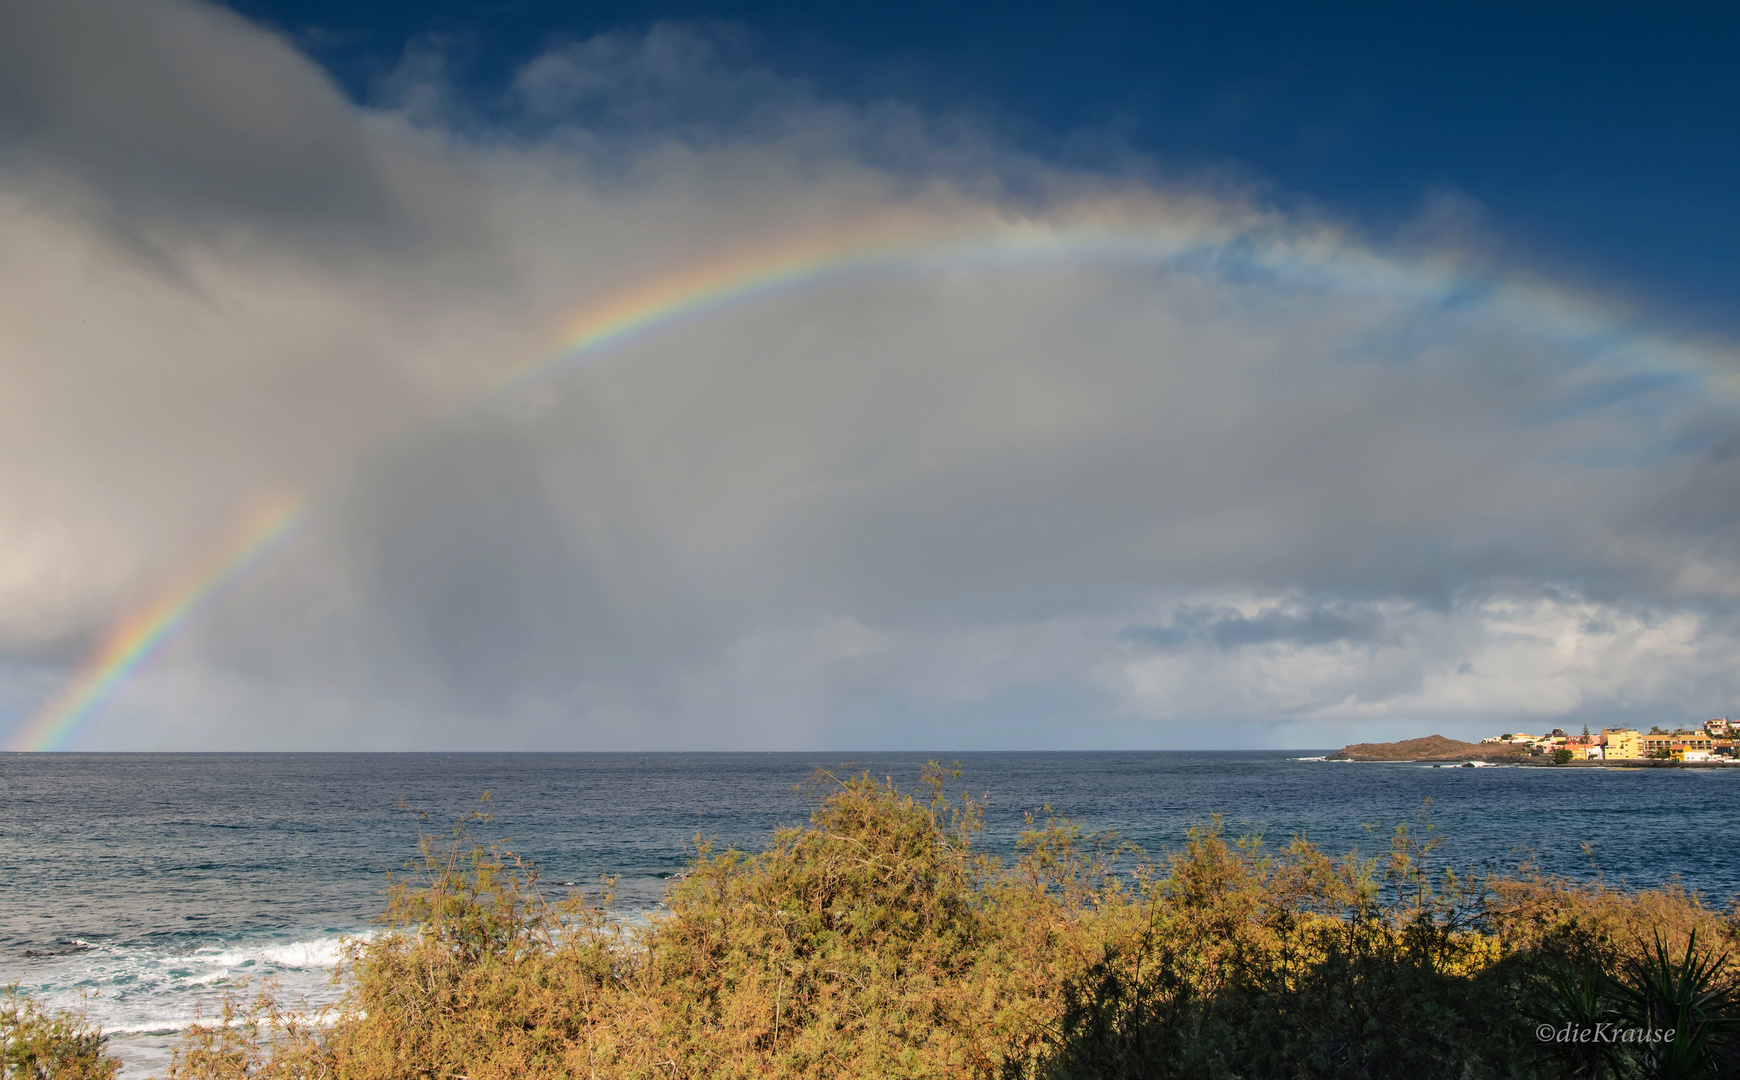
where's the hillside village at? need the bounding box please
[1481,717,1738,762]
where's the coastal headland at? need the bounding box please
[1327,733,1739,765]
[1325,734,1528,761]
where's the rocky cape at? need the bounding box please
[1325,735,1530,762]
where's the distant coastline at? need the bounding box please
[1326,732,1740,767]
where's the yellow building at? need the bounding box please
[1603,728,1640,760]
[1640,733,1709,756]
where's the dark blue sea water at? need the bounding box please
[2,751,1736,1075]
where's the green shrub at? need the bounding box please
[1614,929,1740,1079]
[21,766,1739,1079]
[1,987,120,1080]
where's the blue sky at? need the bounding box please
[1,0,1738,750]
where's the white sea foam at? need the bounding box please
[4,930,359,1079]
[195,936,351,971]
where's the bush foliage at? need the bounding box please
[1,987,120,1079]
[19,766,1740,1078]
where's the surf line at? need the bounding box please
[12,207,1730,749]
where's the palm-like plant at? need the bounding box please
[1613,928,1740,1080]
[1533,956,1628,1079]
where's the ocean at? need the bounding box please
[3,751,1736,1076]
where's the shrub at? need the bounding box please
[19,767,1740,1079]
[0,987,120,1080]
[1614,929,1740,1079]
[1022,814,1525,1080]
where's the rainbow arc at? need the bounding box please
[13,496,302,751]
[12,208,1735,750]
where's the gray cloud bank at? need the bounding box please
[2,0,1739,750]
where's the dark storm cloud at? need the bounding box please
[2,0,1739,749]
[0,0,387,227]
[0,0,495,258]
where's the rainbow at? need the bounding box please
[494,207,1737,398]
[500,209,1295,393]
[10,495,303,752]
[15,206,1738,749]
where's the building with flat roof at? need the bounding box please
[1604,728,1640,759]
[1642,732,1715,756]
